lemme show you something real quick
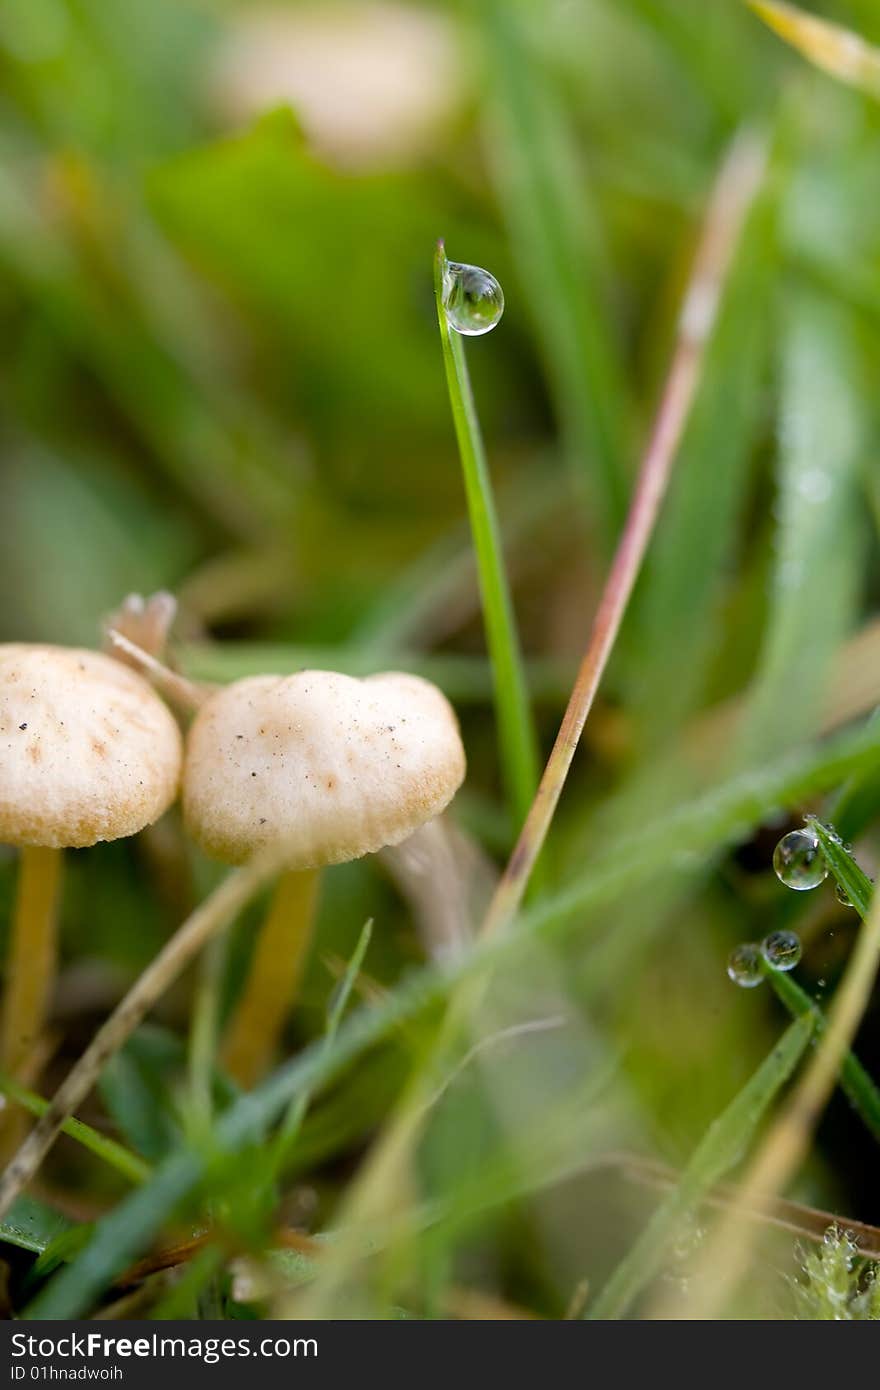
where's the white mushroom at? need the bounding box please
[0,644,182,1136]
[183,668,465,1084]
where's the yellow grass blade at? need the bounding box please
[749,0,880,98]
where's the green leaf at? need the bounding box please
[588,1013,814,1318]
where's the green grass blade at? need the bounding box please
[26,719,880,1319]
[812,819,875,919]
[271,918,374,1167]
[588,1013,814,1319]
[761,966,880,1144]
[0,1074,151,1186]
[434,242,539,825]
[736,291,866,764]
[481,0,630,542]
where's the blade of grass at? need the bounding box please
[1,1195,73,1257]
[760,966,880,1144]
[812,818,875,918]
[734,291,866,766]
[588,1013,814,1319]
[186,932,230,1139]
[680,862,880,1318]
[26,716,880,1318]
[481,0,630,542]
[434,241,539,827]
[270,919,374,1171]
[747,1,880,99]
[0,1074,151,1186]
[480,131,768,938]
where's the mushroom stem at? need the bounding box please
[220,869,321,1088]
[0,846,62,1150]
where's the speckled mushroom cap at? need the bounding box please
[182,670,466,868]
[0,644,183,849]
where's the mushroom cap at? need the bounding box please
[0,644,183,849]
[183,669,466,868]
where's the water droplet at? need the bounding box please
[761,929,802,972]
[835,881,855,908]
[442,261,504,336]
[727,942,764,988]
[773,828,828,890]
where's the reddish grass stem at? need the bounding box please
[479,132,768,940]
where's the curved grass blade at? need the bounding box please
[588,1013,814,1319]
[434,241,539,826]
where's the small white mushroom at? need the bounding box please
[0,644,182,1129]
[182,668,466,1083]
[0,644,182,851]
[183,669,465,868]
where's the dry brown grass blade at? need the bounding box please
[479,131,768,940]
[613,1151,880,1259]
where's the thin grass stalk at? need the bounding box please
[0,1073,151,1186]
